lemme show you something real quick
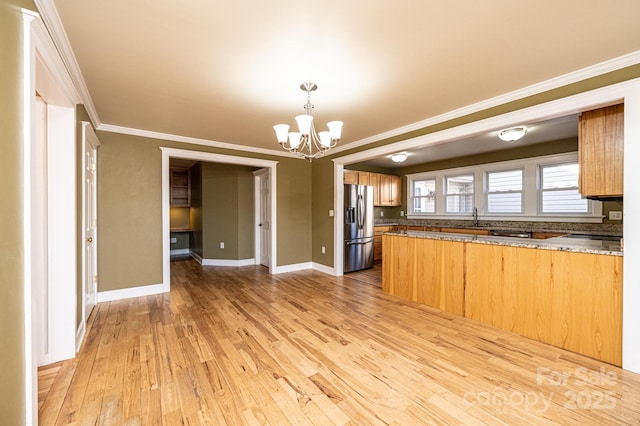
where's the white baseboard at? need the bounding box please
[272,262,312,274]
[97,283,166,302]
[201,258,256,266]
[312,262,337,276]
[75,321,86,353]
[170,248,190,255]
[190,252,255,266]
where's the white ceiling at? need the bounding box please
[52,1,640,161]
[362,114,580,168]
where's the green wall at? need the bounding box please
[0,3,26,423]
[0,1,39,422]
[96,131,312,291]
[201,162,254,260]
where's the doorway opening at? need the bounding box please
[160,148,278,291]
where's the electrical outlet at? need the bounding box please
[380,211,384,217]
[329,210,334,217]
[321,246,326,254]
[220,242,225,249]
[170,237,177,244]
[400,211,404,217]
[609,211,622,220]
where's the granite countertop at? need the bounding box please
[384,230,623,256]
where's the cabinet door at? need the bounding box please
[344,170,358,184]
[578,104,624,197]
[390,175,402,206]
[357,171,370,186]
[369,173,381,206]
[379,174,392,205]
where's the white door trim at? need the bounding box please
[23,10,80,425]
[160,148,278,289]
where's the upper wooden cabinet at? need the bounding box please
[344,171,402,206]
[170,167,191,206]
[379,174,402,206]
[344,170,358,184]
[578,104,624,197]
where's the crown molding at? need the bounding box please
[98,123,299,159]
[332,50,640,155]
[31,1,640,160]
[33,0,101,128]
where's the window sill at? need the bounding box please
[406,214,604,223]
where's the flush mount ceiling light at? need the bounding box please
[498,126,527,142]
[390,153,408,163]
[273,82,343,161]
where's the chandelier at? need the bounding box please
[273,82,343,161]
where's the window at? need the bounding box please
[539,163,588,213]
[411,178,436,213]
[486,169,523,213]
[405,152,601,222]
[445,175,474,213]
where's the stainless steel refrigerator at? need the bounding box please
[344,184,374,273]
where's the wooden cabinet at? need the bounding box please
[369,173,381,205]
[382,234,465,315]
[578,104,624,197]
[465,244,622,366]
[383,234,622,365]
[373,225,395,262]
[170,168,191,206]
[379,174,402,206]
[343,171,402,206]
[344,170,358,184]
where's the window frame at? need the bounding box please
[444,174,475,214]
[538,161,590,215]
[485,167,524,215]
[405,152,602,222]
[410,177,437,214]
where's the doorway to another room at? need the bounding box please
[161,148,278,290]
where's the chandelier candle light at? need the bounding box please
[274,82,343,161]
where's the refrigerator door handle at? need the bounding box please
[357,194,364,229]
[345,238,373,245]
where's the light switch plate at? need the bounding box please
[609,211,622,220]
[329,209,334,217]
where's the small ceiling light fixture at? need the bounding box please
[390,153,408,163]
[498,126,527,142]
[274,82,343,161]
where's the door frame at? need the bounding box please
[253,168,270,266]
[160,148,278,289]
[23,10,81,425]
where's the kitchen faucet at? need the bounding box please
[473,207,479,227]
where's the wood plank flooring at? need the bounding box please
[39,260,640,425]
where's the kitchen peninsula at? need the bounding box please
[382,230,623,366]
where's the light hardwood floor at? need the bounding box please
[39,259,640,425]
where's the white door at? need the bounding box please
[257,171,271,267]
[83,123,99,322]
